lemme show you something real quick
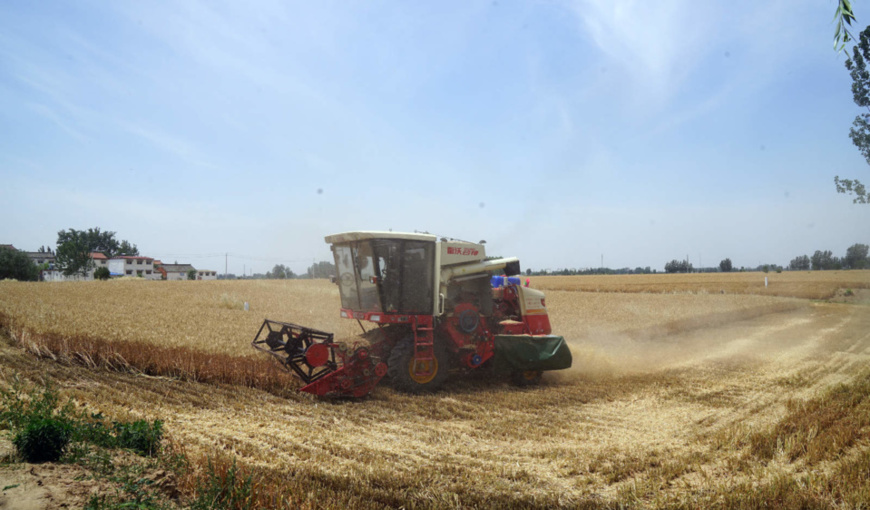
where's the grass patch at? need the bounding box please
[84,462,174,510]
[1,377,164,463]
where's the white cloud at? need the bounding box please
[567,0,714,104]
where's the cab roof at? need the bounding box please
[325,231,437,244]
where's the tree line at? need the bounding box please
[523,243,868,276]
[2,223,341,282]
[5,230,866,282]
[525,267,656,276]
[789,243,869,271]
[0,228,139,281]
[261,260,336,280]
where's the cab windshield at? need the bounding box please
[332,239,434,314]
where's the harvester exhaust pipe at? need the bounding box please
[440,257,520,281]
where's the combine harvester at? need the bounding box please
[252,231,572,397]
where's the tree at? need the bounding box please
[58,227,112,257]
[719,258,733,272]
[267,264,295,279]
[57,227,138,259]
[187,269,197,280]
[834,0,857,52]
[844,243,870,268]
[840,24,870,204]
[55,230,93,276]
[664,259,693,273]
[306,260,336,279]
[94,266,111,280]
[117,240,139,257]
[0,246,38,281]
[789,255,811,271]
[811,250,840,270]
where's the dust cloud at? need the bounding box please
[555,307,820,382]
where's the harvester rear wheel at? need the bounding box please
[510,370,543,387]
[387,337,449,393]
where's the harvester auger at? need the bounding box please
[252,231,572,398]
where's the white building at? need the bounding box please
[158,263,196,280]
[26,251,56,267]
[42,270,90,282]
[108,256,159,279]
[34,251,91,281]
[197,270,218,280]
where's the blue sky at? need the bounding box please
[1,0,867,275]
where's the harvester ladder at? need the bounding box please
[412,316,435,376]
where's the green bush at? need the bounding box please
[0,378,67,431]
[72,413,116,448]
[13,418,72,463]
[113,420,163,457]
[94,266,110,280]
[3,379,164,462]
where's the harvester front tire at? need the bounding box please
[510,370,543,387]
[387,338,449,394]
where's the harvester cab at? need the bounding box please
[252,231,572,397]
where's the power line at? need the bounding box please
[150,252,312,264]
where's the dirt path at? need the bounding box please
[1,301,868,507]
[0,440,117,510]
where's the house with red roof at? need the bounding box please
[158,263,196,280]
[89,252,108,277]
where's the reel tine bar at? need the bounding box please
[252,319,337,384]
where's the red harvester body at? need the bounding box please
[252,231,571,397]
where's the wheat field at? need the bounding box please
[532,270,870,299]
[0,271,840,356]
[1,271,869,508]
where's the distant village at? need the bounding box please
[1,244,217,282]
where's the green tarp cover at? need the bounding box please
[492,335,572,374]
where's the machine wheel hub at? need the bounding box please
[408,358,438,384]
